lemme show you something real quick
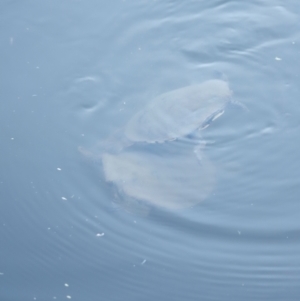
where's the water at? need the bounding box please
[1,0,300,300]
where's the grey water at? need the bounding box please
[1,1,300,300]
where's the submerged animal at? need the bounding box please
[104,79,232,153]
[81,79,233,212]
[125,79,231,143]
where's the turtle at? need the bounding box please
[103,79,232,153]
[80,79,233,212]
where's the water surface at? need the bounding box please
[1,1,300,300]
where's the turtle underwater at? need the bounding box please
[103,79,232,153]
[81,78,233,212]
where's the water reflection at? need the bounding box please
[102,139,215,212]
